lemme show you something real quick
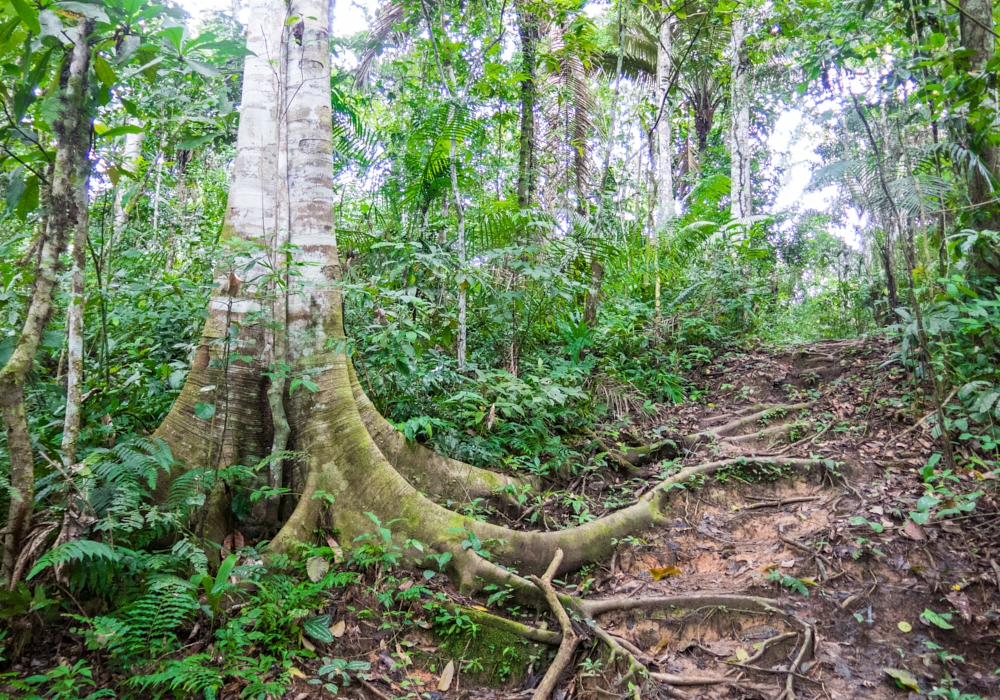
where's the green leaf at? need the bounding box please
[10,0,40,35]
[186,58,220,78]
[921,609,954,629]
[177,132,219,150]
[5,169,26,211]
[303,614,334,643]
[99,124,143,139]
[93,55,116,87]
[194,402,216,420]
[28,540,118,579]
[916,495,940,512]
[211,554,238,595]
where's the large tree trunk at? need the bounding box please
[653,11,675,318]
[729,14,752,220]
[959,0,999,231]
[151,0,730,593]
[515,2,538,209]
[1,20,94,582]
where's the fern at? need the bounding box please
[28,540,119,580]
[82,576,199,661]
[130,654,224,699]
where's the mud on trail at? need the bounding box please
[420,336,1000,700]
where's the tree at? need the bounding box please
[652,9,675,318]
[1,18,94,580]
[146,0,737,592]
[516,0,539,209]
[958,0,998,230]
[729,9,751,219]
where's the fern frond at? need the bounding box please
[130,654,224,699]
[28,540,119,580]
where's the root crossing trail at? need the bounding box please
[362,337,1000,700]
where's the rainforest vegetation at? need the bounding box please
[1,0,1000,697]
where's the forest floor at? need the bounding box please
[7,336,1000,700]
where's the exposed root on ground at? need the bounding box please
[529,550,580,700]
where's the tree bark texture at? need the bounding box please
[516,2,538,209]
[729,14,752,220]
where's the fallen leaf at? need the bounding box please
[330,620,346,638]
[301,633,316,652]
[883,668,919,691]
[945,591,972,623]
[651,637,671,654]
[649,566,682,580]
[233,529,245,549]
[438,660,455,691]
[398,580,414,591]
[779,559,796,568]
[897,621,912,633]
[940,520,963,534]
[306,555,329,583]
[902,520,926,541]
[471,605,489,612]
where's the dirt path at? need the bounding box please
[572,336,1000,699]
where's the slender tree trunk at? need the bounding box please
[959,0,999,230]
[1,20,94,583]
[152,138,165,235]
[729,13,752,220]
[61,139,92,466]
[450,139,467,367]
[516,2,537,209]
[585,0,625,328]
[113,126,143,229]
[653,11,675,318]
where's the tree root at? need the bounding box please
[684,402,814,448]
[723,421,803,446]
[529,550,580,700]
[584,429,641,476]
[348,362,537,511]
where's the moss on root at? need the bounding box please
[434,616,547,687]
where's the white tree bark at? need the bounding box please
[729,13,752,220]
[284,0,338,346]
[113,126,143,229]
[653,11,675,318]
[60,156,90,466]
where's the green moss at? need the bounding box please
[434,617,546,687]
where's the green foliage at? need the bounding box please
[27,540,118,581]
